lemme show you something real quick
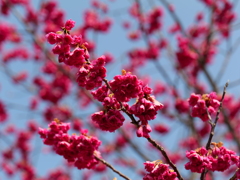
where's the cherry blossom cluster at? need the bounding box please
[38,1,64,33]
[46,19,89,66]
[1,126,37,179]
[1,0,29,15]
[129,3,163,35]
[91,70,163,137]
[130,95,163,138]
[46,20,106,90]
[126,40,164,70]
[76,56,106,90]
[90,84,127,132]
[201,0,235,37]
[109,70,144,102]
[176,36,198,69]
[43,16,240,180]
[188,92,220,121]
[83,10,111,32]
[91,109,125,133]
[1,0,240,179]
[185,142,239,173]
[46,20,164,138]
[146,8,163,34]
[33,73,71,104]
[125,5,165,72]
[174,25,217,82]
[143,160,177,180]
[38,119,101,169]
[0,23,21,47]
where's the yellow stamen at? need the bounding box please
[121,69,127,75]
[54,118,61,124]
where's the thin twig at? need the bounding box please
[153,61,175,88]
[103,77,183,179]
[119,129,150,161]
[146,137,184,180]
[102,78,139,126]
[215,37,240,83]
[0,62,36,93]
[229,169,239,180]
[133,1,184,179]
[95,155,131,180]
[200,82,228,180]
[158,0,185,35]
[206,81,228,149]
[135,0,176,88]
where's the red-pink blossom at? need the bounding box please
[175,99,189,113]
[188,92,220,121]
[83,10,112,32]
[136,124,152,138]
[146,7,163,34]
[64,19,75,30]
[39,119,101,169]
[91,109,125,132]
[154,124,169,134]
[76,56,106,90]
[91,84,109,102]
[185,143,239,173]
[129,96,163,124]
[208,145,238,172]
[34,73,71,104]
[143,160,178,180]
[109,70,143,102]
[185,147,210,173]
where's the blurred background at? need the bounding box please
[0,0,240,179]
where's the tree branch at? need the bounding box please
[95,155,131,180]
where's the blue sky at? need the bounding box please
[0,0,240,179]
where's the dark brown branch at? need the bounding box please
[103,78,140,126]
[132,1,184,179]
[104,77,183,179]
[229,168,239,180]
[95,155,131,180]
[119,129,150,161]
[200,82,228,180]
[146,137,184,180]
[215,37,240,83]
[103,78,153,161]
[158,0,240,153]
